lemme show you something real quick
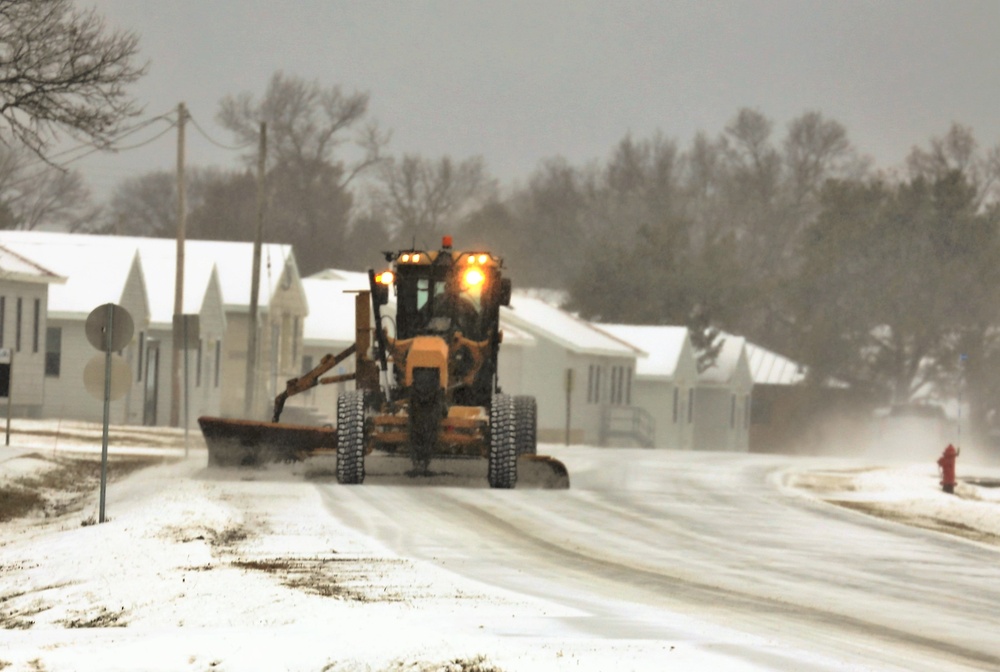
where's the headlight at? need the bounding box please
[376,271,394,285]
[462,268,485,287]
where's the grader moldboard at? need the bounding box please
[198,237,569,489]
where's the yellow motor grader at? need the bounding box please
[199,237,567,489]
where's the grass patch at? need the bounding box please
[0,486,45,522]
[0,456,153,522]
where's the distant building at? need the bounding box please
[693,336,752,452]
[598,324,699,449]
[501,295,643,446]
[0,231,306,428]
[744,341,864,454]
[0,244,65,417]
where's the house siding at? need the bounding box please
[0,281,48,413]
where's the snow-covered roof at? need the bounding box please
[0,232,143,317]
[157,238,297,313]
[597,324,690,379]
[699,335,747,384]
[502,295,638,358]
[127,241,220,325]
[0,244,65,285]
[745,342,806,386]
[0,231,298,318]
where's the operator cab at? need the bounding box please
[387,240,508,342]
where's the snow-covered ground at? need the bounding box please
[1,420,999,671]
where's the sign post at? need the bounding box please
[0,348,11,446]
[85,304,134,523]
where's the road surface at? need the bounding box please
[321,447,1000,671]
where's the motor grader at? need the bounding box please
[199,237,565,489]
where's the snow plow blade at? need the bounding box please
[303,453,570,489]
[199,416,336,467]
[517,455,570,489]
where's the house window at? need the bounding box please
[214,340,221,388]
[292,316,300,366]
[587,365,595,403]
[302,355,314,374]
[625,367,632,405]
[0,296,5,347]
[730,394,737,428]
[45,327,61,377]
[687,388,694,423]
[136,332,144,382]
[15,298,22,352]
[32,298,40,353]
[672,388,679,423]
[196,339,203,387]
[744,395,751,430]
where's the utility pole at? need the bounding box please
[170,102,187,427]
[244,122,266,418]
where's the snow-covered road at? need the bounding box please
[3,440,1000,671]
[322,447,1000,671]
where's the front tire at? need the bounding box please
[488,394,517,489]
[514,395,537,456]
[337,390,367,484]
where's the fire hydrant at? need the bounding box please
[937,444,960,494]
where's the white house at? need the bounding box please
[598,324,699,449]
[125,239,227,427]
[0,231,306,428]
[0,244,65,417]
[0,232,152,424]
[179,240,307,421]
[693,335,753,451]
[500,295,642,446]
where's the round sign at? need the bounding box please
[83,353,132,401]
[86,304,134,353]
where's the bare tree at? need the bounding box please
[0,143,93,230]
[907,123,1000,207]
[784,111,868,207]
[216,71,389,273]
[217,71,386,183]
[372,154,495,246]
[102,169,176,237]
[0,0,146,160]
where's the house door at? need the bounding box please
[143,340,160,426]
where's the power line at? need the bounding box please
[61,120,178,166]
[21,109,179,168]
[187,111,254,151]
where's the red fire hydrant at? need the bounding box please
[937,443,960,494]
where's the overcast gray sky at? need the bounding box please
[78,0,1000,199]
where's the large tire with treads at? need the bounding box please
[337,390,367,484]
[488,394,517,489]
[513,395,537,456]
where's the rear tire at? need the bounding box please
[489,394,517,489]
[514,395,537,456]
[337,390,367,484]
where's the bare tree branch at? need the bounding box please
[0,0,146,161]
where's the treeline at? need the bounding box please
[3,71,1000,439]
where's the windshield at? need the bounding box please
[397,269,489,340]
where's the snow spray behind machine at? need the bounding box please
[198,237,569,489]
